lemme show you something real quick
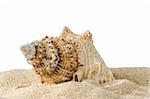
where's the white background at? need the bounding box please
[0,0,150,71]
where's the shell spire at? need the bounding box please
[21,34,79,84]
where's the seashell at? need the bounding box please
[20,26,114,84]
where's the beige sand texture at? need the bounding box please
[0,67,150,99]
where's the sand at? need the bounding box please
[0,67,149,99]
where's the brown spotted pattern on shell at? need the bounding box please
[21,35,79,84]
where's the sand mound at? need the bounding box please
[0,67,149,99]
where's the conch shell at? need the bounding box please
[20,26,114,84]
